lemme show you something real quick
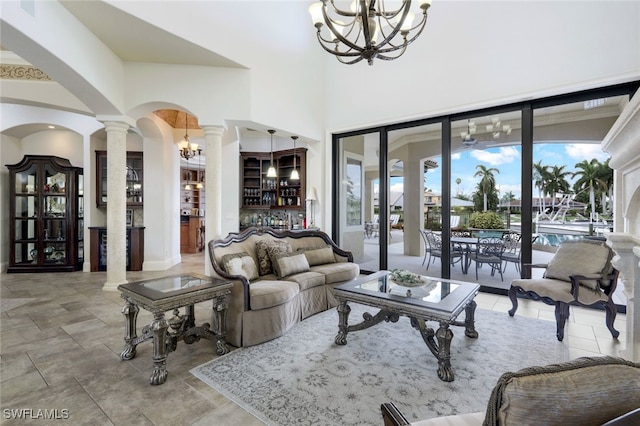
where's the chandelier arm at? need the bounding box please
[328,0,358,17]
[314,32,365,59]
[373,3,411,52]
[321,3,365,53]
[376,16,428,55]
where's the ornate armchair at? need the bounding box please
[508,239,619,341]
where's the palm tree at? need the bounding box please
[455,177,462,195]
[546,165,572,213]
[595,158,614,214]
[533,161,550,216]
[473,165,499,211]
[573,159,605,220]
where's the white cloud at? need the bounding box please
[390,182,404,193]
[564,144,609,162]
[451,153,461,160]
[471,146,520,166]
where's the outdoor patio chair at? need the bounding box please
[424,230,464,271]
[500,231,523,273]
[419,229,431,266]
[508,239,619,341]
[466,237,506,281]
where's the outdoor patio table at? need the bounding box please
[451,237,478,274]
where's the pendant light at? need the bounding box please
[267,129,277,178]
[290,136,300,180]
[195,149,203,189]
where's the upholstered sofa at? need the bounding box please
[208,227,360,347]
[381,356,640,426]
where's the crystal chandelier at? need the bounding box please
[179,112,201,159]
[308,0,433,65]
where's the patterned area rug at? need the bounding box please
[191,304,570,425]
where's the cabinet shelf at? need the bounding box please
[95,151,144,208]
[7,155,84,273]
[240,149,307,210]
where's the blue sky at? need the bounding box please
[389,143,610,200]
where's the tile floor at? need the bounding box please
[0,252,627,425]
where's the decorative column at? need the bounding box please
[202,125,225,276]
[607,233,640,362]
[403,156,423,256]
[102,121,129,291]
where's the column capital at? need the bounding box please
[96,115,136,129]
[201,125,226,138]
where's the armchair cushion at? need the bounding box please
[484,356,640,426]
[543,240,612,290]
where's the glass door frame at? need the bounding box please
[332,81,639,282]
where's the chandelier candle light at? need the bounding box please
[309,0,433,65]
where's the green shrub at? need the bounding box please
[469,212,505,229]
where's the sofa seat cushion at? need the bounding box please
[512,278,608,305]
[284,271,326,291]
[310,262,360,284]
[249,280,299,310]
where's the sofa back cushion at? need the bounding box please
[272,252,311,278]
[484,356,640,426]
[220,252,259,281]
[297,246,336,266]
[544,239,613,290]
[255,239,292,276]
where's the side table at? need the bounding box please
[117,274,232,385]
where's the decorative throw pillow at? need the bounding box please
[220,252,258,281]
[544,240,612,290]
[272,252,310,278]
[298,246,336,266]
[255,240,292,276]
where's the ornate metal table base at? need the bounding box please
[118,275,231,386]
[335,299,478,382]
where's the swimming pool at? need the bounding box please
[534,233,585,247]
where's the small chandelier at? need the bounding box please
[460,120,477,147]
[290,136,300,181]
[485,116,512,140]
[179,112,201,159]
[309,0,433,66]
[267,130,277,178]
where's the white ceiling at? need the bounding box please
[59,0,243,68]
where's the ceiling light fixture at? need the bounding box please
[179,112,201,159]
[267,130,277,178]
[309,0,433,66]
[460,120,477,147]
[196,149,203,189]
[485,116,512,140]
[290,136,300,181]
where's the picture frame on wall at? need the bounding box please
[126,209,133,227]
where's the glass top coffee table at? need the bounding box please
[333,270,480,382]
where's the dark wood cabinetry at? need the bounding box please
[6,155,84,273]
[89,227,144,271]
[240,149,306,210]
[180,167,205,214]
[95,151,143,207]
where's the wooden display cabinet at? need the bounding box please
[89,227,144,271]
[95,151,143,207]
[240,149,306,210]
[7,155,84,273]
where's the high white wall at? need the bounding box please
[324,1,640,132]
